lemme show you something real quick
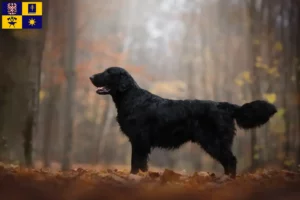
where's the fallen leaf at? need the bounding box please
[215,175,232,183]
[148,171,160,179]
[128,174,142,182]
[160,169,182,183]
[110,174,127,183]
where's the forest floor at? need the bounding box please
[0,163,300,200]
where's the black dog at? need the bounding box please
[90,67,277,178]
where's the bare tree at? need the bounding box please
[246,0,263,170]
[0,0,48,165]
[61,0,77,170]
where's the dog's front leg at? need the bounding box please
[130,143,149,174]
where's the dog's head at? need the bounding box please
[89,67,136,95]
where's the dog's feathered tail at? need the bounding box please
[218,100,277,130]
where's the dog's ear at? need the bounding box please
[118,73,130,92]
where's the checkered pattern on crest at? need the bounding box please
[7,3,17,15]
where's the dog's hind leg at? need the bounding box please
[195,134,237,178]
[215,148,237,177]
[201,143,237,177]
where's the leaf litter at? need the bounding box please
[0,163,300,200]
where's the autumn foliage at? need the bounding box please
[0,164,300,200]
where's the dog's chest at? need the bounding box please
[116,107,147,137]
[116,109,135,134]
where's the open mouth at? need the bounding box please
[96,86,110,94]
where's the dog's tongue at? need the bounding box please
[96,87,110,93]
[97,87,105,92]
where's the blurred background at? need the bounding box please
[0,0,300,174]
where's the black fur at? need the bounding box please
[89,67,277,178]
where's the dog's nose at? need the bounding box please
[89,75,95,81]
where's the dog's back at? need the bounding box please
[117,93,235,149]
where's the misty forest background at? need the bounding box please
[0,0,300,174]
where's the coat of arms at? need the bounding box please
[7,3,17,15]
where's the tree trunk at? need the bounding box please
[282,1,292,168]
[247,0,262,170]
[295,1,300,165]
[24,25,48,167]
[42,85,59,167]
[97,100,115,162]
[93,97,109,164]
[263,0,273,163]
[61,0,76,171]
[0,0,48,165]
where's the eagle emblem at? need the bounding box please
[7,3,17,15]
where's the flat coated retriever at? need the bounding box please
[89,66,277,178]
